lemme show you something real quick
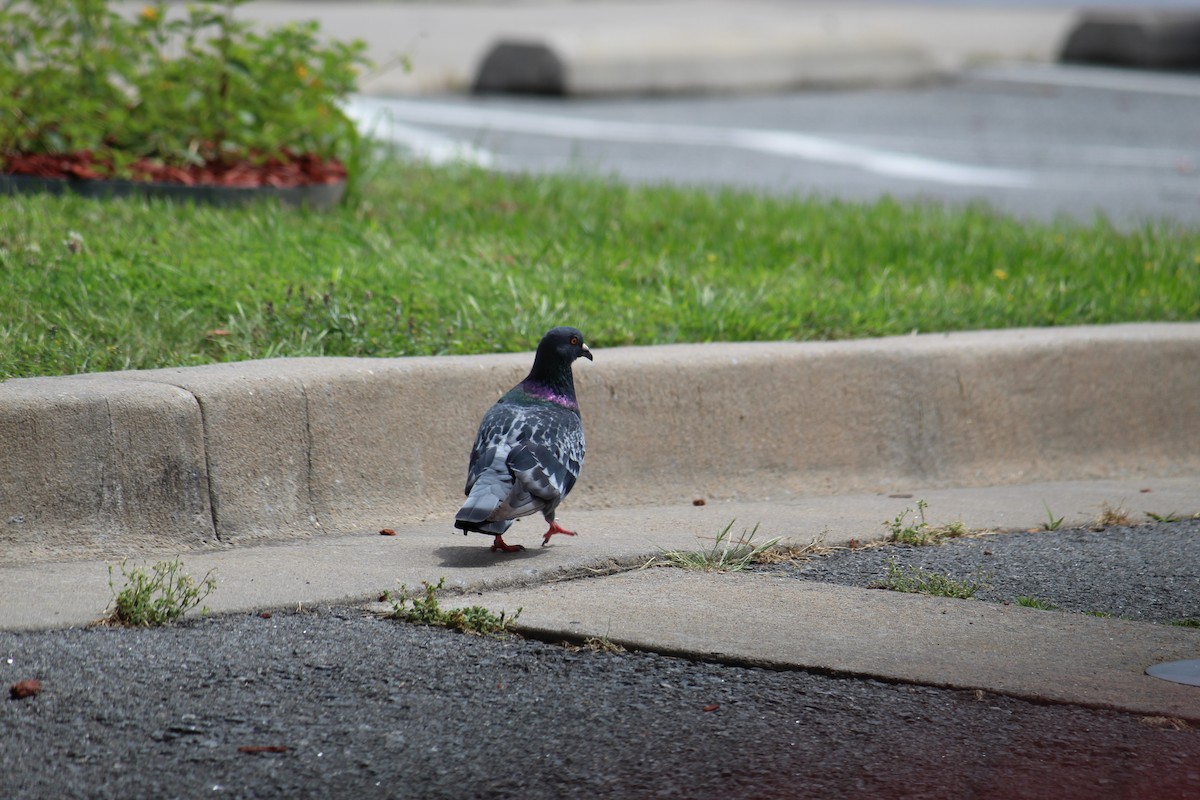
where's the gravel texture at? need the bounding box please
[2,521,1198,799]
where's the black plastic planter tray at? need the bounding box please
[0,172,346,210]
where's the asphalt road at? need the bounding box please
[4,520,1198,799]
[350,63,1200,228]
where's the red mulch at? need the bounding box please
[3,149,346,188]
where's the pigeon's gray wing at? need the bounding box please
[464,402,521,496]
[503,442,571,518]
[456,402,584,531]
[504,404,584,522]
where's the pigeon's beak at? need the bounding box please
[581,343,593,361]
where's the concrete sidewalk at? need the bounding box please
[446,568,1200,723]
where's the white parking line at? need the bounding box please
[345,102,496,168]
[347,97,1034,189]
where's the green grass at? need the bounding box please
[1016,595,1059,610]
[2,159,1199,378]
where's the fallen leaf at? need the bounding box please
[10,679,42,699]
[258,611,272,619]
[1140,488,1153,493]
[379,528,396,536]
[692,498,706,506]
[702,703,720,712]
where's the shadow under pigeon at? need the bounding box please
[434,543,554,568]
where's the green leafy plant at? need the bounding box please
[1041,501,1064,531]
[1016,596,1059,610]
[0,0,369,181]
[1146,511,1179,523]
[105,558,216,626]
[388,577,520,635]
[871,558,985,599]
[885,500,968,546]
[660,521,781,572]
[1168,618,1200,628]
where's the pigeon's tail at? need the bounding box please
[455,475,514,535]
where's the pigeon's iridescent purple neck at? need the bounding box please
[519,380,579,410]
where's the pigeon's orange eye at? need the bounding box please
[570,336,579,345]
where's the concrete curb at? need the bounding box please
[175,1,1077,97]
[2,324,1198,566]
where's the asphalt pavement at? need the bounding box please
[3,518,1199,800]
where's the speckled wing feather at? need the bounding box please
[455,398,585,534]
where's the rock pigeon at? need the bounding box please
[455,327,593,552]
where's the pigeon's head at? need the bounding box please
[537,326,593,365]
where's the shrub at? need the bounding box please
[0,0,369,182]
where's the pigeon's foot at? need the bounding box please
[541,521,578,547]
[491,535,525,553]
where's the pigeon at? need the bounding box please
[455,326,593,552]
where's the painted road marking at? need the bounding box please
[347,97,1034,189]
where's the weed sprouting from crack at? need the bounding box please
[1041,501,1065,531]
[871,558,987,599]
[387,577,520,635]
[885,500,969,546]
[104,559,216,627]
[1094,502,1133,529]
[659,520,781,572]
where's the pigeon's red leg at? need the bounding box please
[491,535,525,553]
[541,521,577,547]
